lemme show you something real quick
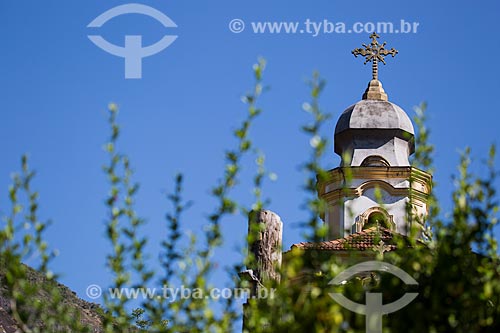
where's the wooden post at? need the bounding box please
[247,210,283,284]
[243,210,283,333]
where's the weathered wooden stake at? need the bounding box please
[247,210,283,284]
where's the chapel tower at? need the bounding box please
[317,33,432,239]
[242,34,434,333]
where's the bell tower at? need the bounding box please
[318,34,432,239]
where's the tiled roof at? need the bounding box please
[291,227,399,251]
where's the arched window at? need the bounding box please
[360,155,390,167]
[354,207,395,233]
[363,211,390,229]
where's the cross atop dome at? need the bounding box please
[352,32,398,81]
[352,33,398,101]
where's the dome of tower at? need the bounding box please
[335,99,414,136]
[333,80,415,166]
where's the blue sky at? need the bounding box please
[1,0,499,310]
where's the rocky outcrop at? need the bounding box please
[0,264,104,333]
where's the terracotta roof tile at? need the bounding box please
[291,227,399,251]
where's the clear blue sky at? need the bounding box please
[1,0,499,308]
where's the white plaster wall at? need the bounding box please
[340,187,426,236]
[346,137,411,167]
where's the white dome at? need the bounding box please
[334,98,415,166]
[335,99,414,136]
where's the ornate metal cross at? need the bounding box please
[352,33,398,81]
[372,240,392,255]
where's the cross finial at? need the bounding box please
[352,33,398,81]
[372,240,392,255]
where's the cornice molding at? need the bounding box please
[318,166,432,205]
